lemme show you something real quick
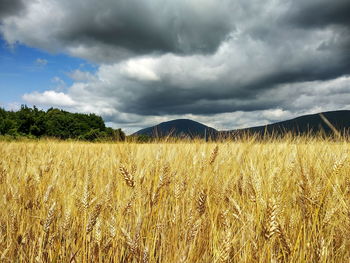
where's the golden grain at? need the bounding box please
[0,139,349,262]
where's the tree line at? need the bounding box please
[0,105,125,141]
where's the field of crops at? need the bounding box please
[0,139,349,262]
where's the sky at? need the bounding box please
[0,0,350,134]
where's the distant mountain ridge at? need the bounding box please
[225,110,350,137]
[133,110,350,139]
[133,119,218,138]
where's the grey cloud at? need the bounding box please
[1,0,234,60]
[62,23,350,117]
[115,83,278,116]
[0,0,25,19]
[110,49,350,116]
[61,1,232,54]
[282,0,350,60]
[286,0,350,29]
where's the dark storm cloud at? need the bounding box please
[0,0,234,58]
[253,57,350,90]
[122,93,278,115]
[97,77,281,116]
[0,0,24,19]
[282,0,350,67]
[112,48,350,116]
[58,0,233,55]
[286,0,350,28]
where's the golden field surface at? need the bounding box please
[0,139,350,262]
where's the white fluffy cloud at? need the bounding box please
[23,91,76,107]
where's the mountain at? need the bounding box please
[223,110,350,137]
[134,110,350,139]
[133,119,218,139]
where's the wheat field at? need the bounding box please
[0,139,349,262]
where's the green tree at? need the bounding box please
[0,105,126,141]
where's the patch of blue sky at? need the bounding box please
[0,37,96,108]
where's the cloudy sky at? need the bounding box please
[0,0,350,133]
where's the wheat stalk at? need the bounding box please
[87,202,102,233]
[43,202,56,233]
[209,145,219,165]
[120,165,135,188]
[196,189,207,216]
[263,199,279,240]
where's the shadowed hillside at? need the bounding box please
[134,110,350,139]
[133,119,218,139]
[223,110,350,137]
